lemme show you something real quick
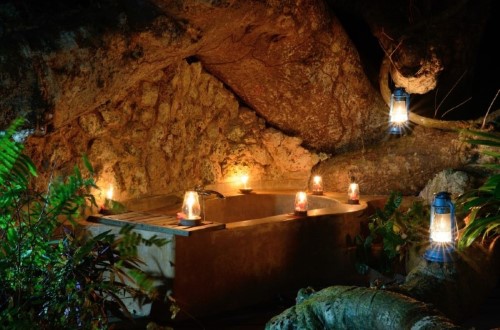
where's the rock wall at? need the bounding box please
[25,60,320,205]
[3,1,492,204]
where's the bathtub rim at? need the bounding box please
[128,190,368,230]
[88,190,368,235]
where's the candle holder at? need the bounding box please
[99,185,115,215]
[179,191,202,227]
[311,175,323,195]
[239,174,253,194]
[347,182,360,205]
[294,191,308,215]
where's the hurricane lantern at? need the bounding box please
[424,191,457,262]
[389,87,410,135]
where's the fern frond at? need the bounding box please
[0,118,37,191]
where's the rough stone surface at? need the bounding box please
[25,61,320,204]
[1,0,495,204]
[418,170,471,204]
[314,126,478,196]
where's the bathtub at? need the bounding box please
[145,192,350,225]
[86,191,369,320]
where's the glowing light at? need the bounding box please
[312,175,323,195]
[241,175,249,189]
[390,100,409,123]
[348,182,360,204]
[106,185,114,200]
[430,213,452,243]
[424,191,457,263]
[389,88,410,135]
[294,191,308,213]
[182,191,201,220]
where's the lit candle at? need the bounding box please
[99,184,114,215]
[294,191,308,214]
[241,175,249,189]
[312,175,323,195]
[106,184,114,200]
[239,174,253,193]
[187,194,194,219]
[182,191,201,220]
[347,182,359,204]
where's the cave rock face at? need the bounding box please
[1,1,486,200]
[163,0,389,152]
[25,61,321,201]
[1,0,387,154]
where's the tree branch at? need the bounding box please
[379,56,499,130]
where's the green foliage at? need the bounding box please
[456,129,500,249]
[355,191,429,276]
[0,118,168,329]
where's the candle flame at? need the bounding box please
[186,194,195,218]
[241,175,249,188]
[106,185,114,200]
[313,175,321,185]
[295,191,308,212]
[348,183,359,200]
[391,100,408,124]
[430,213,452,243]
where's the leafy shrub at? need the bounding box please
[0,118,167,329]
[456,129,500,249]
[355,191,429,276]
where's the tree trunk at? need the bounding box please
[265,286,462,330]
[265,238,500,329]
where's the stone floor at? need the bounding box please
[111,283,500,330]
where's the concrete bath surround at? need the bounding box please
[85,191,369,319]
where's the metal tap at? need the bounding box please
[194,185,225,199]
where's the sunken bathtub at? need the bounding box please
[86,191,368,319]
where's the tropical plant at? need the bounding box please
[355,191,429,277]
[0,118,168,329]
[456,129,500,249]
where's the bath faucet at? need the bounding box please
[194,185,225,199]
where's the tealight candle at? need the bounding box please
[312,175,323,195]
[180,191,202,226]
[239,174,253,194]
[99,184,114,215]
[106,184,114,200]
[347,182,360,204]
[294,191,308,215]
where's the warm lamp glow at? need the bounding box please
[239,174,253,193]
[390,100,409,123]
[106,185,114,200]
[241,175,249,189]
[424,191,457,263]
[294,191,308,214]
[182,191,201,220]
[99,184,115,215]
[347,182,359,204]
[430,213,452,243]
[312,175,323,195]
[389,87,410,135]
